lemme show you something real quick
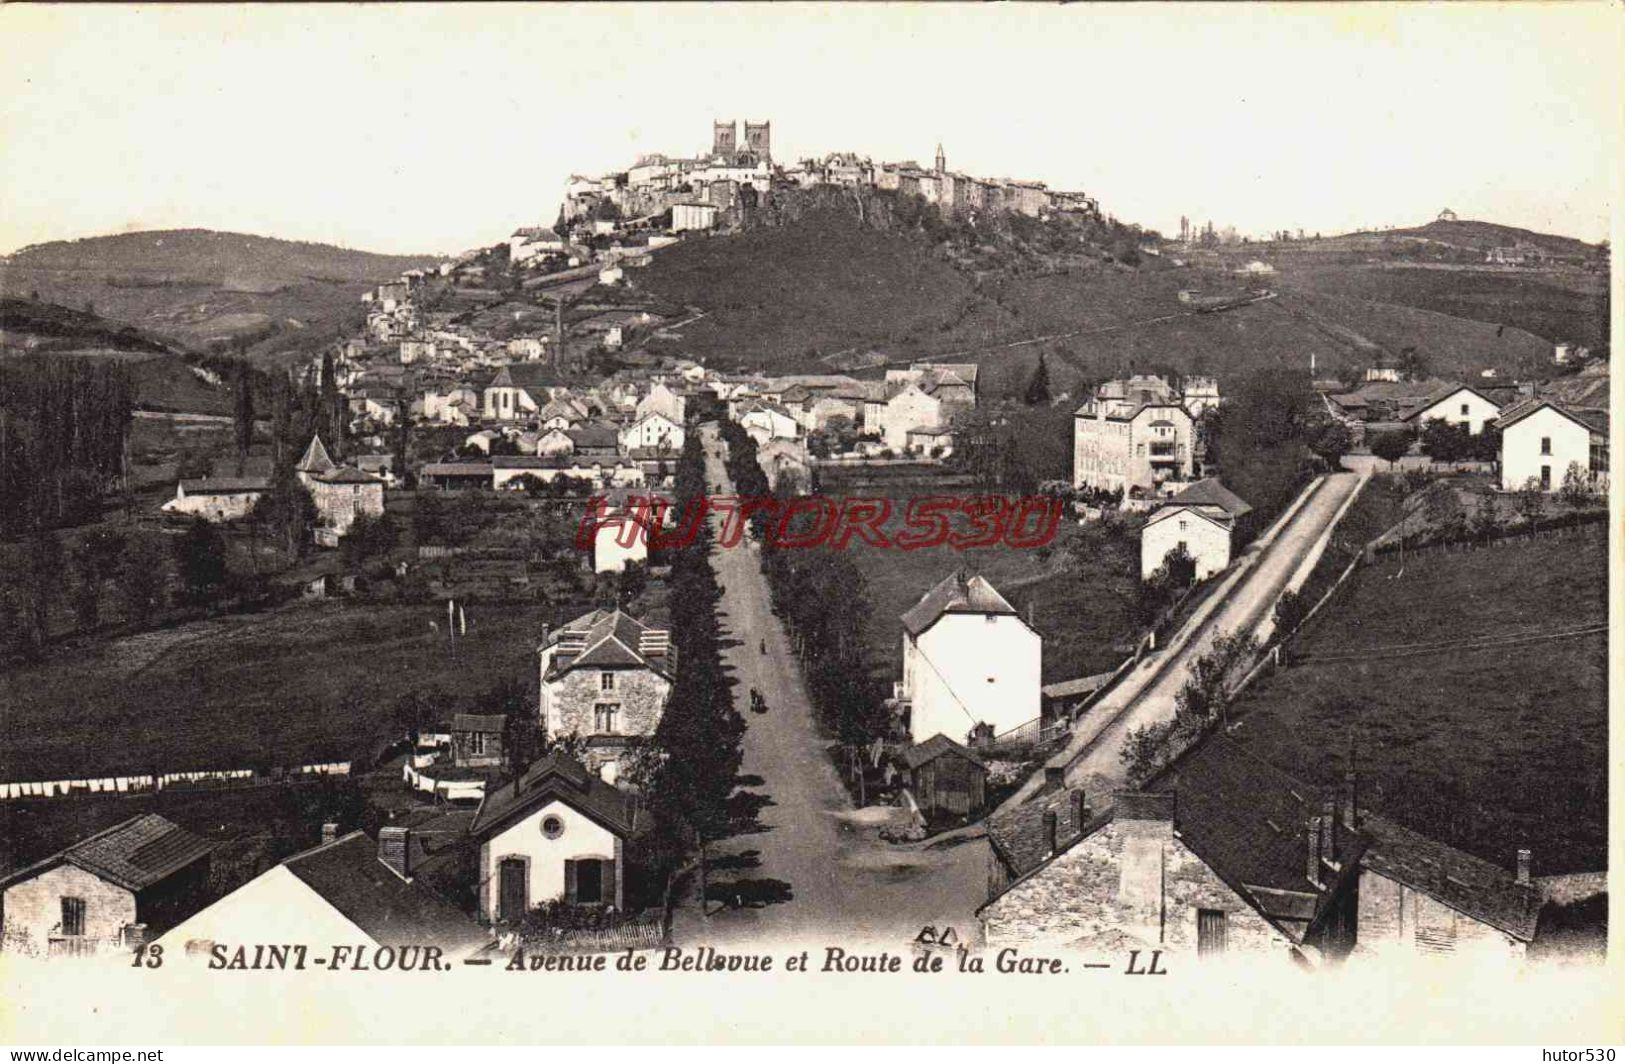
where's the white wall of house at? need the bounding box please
[483,386,540,420]
[593,513,649,573]
[154,865,367,958]
[881,387,943,450]
[619,414,684,453]
[1501,407,1591,491]
[1415,390,1503,435]
[1141,508,1232,581]
[479,799,622,921]
[740,408,798,441]
[1353,869,1528,961]
[162,487,263,522]
[903,614,1041,744]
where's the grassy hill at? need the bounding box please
[640,205,1589,399]
[1228,530,1607,875]
[0,229,437,353]
[0,297,232,413]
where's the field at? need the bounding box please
[0,599,560,782]
[1228,529,1608,874]
[814,475,1141,687]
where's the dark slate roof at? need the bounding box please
[1359,813,1541,942]
[1398,382,1501,421]
[1494,397,1607,435]
[64,814,215,892]
[469,753,636,840]
[486,362,566,393]
[900,570,1021,638]
[1168,478,1252,518]
[568,423,620,449]
[0,814,218,894]
[296,435,336,475]
[180,477,269,495]
[544,608,672,678]
[451,714,506,734]
[282,833,486,951]
[898,733,988,772]
[1154,736,1330,897]
[317,467,383,485]
[421,462,493,477]
[986,786,1102,882]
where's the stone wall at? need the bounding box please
[1354,870,1527,959]
[981,820,1291,956]
[1,865,136,956]
[544,666,669,741]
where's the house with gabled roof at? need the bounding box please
[898,571,1041,745]
[1,814,214,957]
[162,477,270,522]
[1073,376,1197,496]
[1494,397,1609,492]
[538,609,673,780]
[1399,382,1505,436]
[470,753,638,922]
[898,734,989,821]
[155,829,485,960]
[1141,478,1252,581]
[294,433,337,489]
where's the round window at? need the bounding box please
[541,815,565,840]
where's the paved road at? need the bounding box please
[1005,472,1365,810]
[671,426,988,948]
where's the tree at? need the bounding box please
[1369,429,1413,470]
[342,511,398,566]
[233,366,256,475]
[1306,418,1353,469]
[1274,588,1308,637]
[119,534,167,627]
[1516,477,1546,523]
[173,517,228,604]
[1560,461,1593,508]
[1024,352,1052,406]
[1419,419,1471,464]
[22,527,63,653]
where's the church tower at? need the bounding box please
[712,120,738,159]
[935,142,946,175]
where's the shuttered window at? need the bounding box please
[1197,909,1228,955]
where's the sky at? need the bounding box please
[1,3,1618,256]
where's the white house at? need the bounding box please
[590,497,652,574]
[635,381,686,424]
[738,401,800,443]
[898,571,1041,745]
[155,829,485,960]
[618,411,685,454]
[1495,398,1608,492]
[1140,479,1252,581]
[1,815,214,958]
[162,478,269,522]
[469,753,638,922]
[1400,384,1505,436]
[672,202,720,233]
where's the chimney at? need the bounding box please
[1306,816,1323,888]
[321,822,338,845]
[1321,795,1340,864]
[1069,789,1088,835]
[379,826,412,880]
[1342,771,1359,829]
[1042,810,1058,856]
[1043,765,1064,794]
[1516,848,1532,887]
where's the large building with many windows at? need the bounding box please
[537,609,673,782]
[1072,376,1201,497]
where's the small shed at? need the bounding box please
[899,734,988,820]
[450,714,506,769]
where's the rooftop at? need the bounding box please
[282,832,486,951]
[469,752,636,840]
[900,570,1021,638]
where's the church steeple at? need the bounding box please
[935,142,946,175]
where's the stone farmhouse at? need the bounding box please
[538,609,674,782]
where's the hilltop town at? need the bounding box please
[0,117,1610,974]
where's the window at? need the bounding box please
[1540,465,1551,491]
[541,815,565,840]
[600,671,616,692]
[469,732,489,755]
[1540,436,1552,456]
[1460,403,1470,416]
[60,897,86,937]
[594,703,619,733]
[1197,909,1228,955]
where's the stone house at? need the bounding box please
[618,411,685,455]
[1140,479,1252,582]
[310,467,385,538]
[1,815,214,958]
[450,714,506,770]
[469,753,638,922]
[537,609,673,781]
[1073,377,1197,497]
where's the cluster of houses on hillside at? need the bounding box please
[562,119,1100,233]
[1324,364,1610,492]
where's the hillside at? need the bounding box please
[0,297,232,414]
[0,229,437,353]
[640,205,1583,398]
[1385,218,1601,259]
